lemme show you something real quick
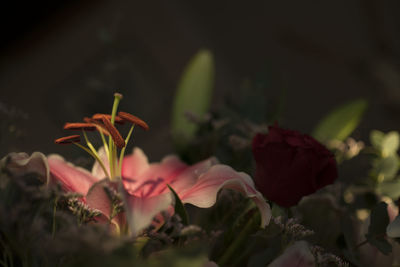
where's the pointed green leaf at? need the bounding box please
[312,99,367,142]
[381,131,400,157]
[366,202,392,254]
[366,234,392,255]
[368,202,389,236]
[376,179,400,198]
[370,130,385,150]
[167,184,189,225]
[373,155,400,181]
[171,50,215,147]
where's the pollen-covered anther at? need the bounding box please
[63,122,96,131]
[55,135,81,145]
[83,117,111,136]
[92,113,124,124]
[117,111,149,131]
[101,115,126,149]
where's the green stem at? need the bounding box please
[217,213,258,266]
[108,93,123,180]
[118,125,135,177]
[52,197,58,238]
[98,130,109,156]
[73,143,109,178]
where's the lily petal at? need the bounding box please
[48,154,99,196]
[123,190,173,236]
[0,152,49,183]
[86,179,124,232]
[121,148,150,180]
[91,146,111,179]
[122,151,187,195]
[179,165,271,227]
[164,157,219,194]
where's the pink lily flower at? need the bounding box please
[47,147,271,235]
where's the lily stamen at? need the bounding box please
[118,111,149,131]
[101,116,125,149]
[63,122,97,131]
[55,135,81,144]
[92,113,125,125]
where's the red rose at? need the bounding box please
[252,124,338,207]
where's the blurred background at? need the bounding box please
[1,0,400,161]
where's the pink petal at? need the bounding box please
[123,190,173,236]
[162,157,219,194]
[269,241,315,267]
[1,152,49,182]
[91,146,111,179]
[121,147,150,180]
[122,150,187,195]
[86,179,124,230]
[48,154,99,196]
[179,165,271,227]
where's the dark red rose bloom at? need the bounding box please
[252,124,338,207]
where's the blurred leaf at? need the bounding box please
[271,203,287,218]
[297,195,342,250]
[370,130,385,150]
[368,202,389,236]
[366,234,392,255]
[312,99,367,142]
[372,155,400,181]
[147,245,211,267]
[366,202,392,255]
[167,184,189,225]
[376,179,400,198]
[171,50,215,147]
[381,131,400,157]
[247,237,282,267]
[387,215,400,238]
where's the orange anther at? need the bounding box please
[117,111,149,131]
[63,122,96,131]
[92,113,124,124]
[101,115,125,149]
[55,135,81,145]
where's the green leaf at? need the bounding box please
[312,99,367,142]
[366,202,392,255]
[376,179,400,198]
[366,234,392,255]
[368,202,390,236]
[373,155,400,181]
[171,50,215,147]
[167,184,189,225]
[370,130,385,150]
[381,131,400,157]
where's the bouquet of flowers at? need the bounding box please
[1,50,399,267]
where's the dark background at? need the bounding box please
[1,0,400,161]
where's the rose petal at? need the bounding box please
[1,152,49,183]
[269,241,315,267]
[123,190,173,236]
[48,154,99,196]
[179,165,271,227]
